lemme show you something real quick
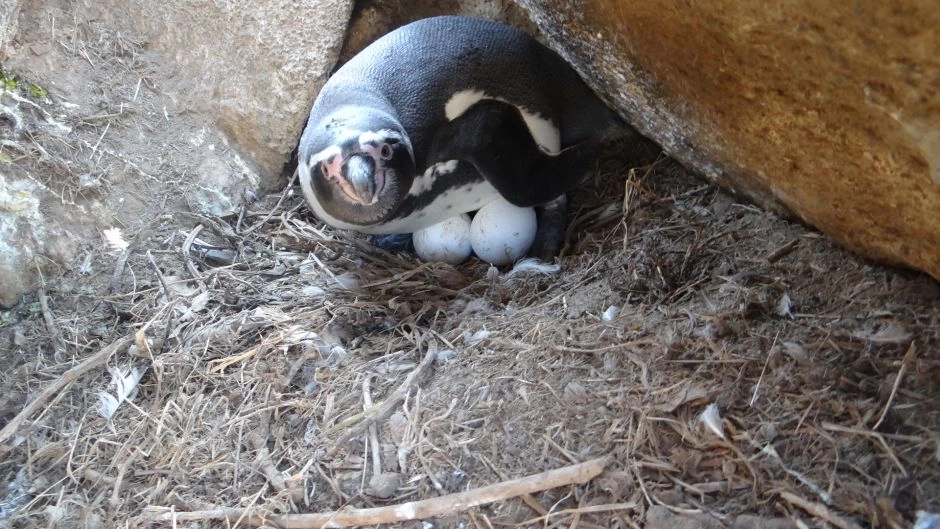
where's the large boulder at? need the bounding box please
[2,0,352,190]
[79,0,354,189]
[514,0,940,279]
[0,0,352,307]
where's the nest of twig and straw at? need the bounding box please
[1,141,938,529]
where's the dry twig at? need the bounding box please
[872,342,915,431]
[37,287,66,356]
[778,490,863,529]
[0,336,134,448]
[150,457,610,527]
[325,343,438,456]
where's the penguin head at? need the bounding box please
[299,108,416,226]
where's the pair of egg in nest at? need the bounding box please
[412,198,537,266]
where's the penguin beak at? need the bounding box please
[344,154,377,204]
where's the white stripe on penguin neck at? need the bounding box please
[444,89,561,155]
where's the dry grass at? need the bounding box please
[1,141,938,529]
[3,8,938,527]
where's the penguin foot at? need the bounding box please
[530,195,568,261]
[372,233,414,252]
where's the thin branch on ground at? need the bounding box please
[149,457,610,528]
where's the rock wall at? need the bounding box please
[515,0,940,279]
[79,0,354,189]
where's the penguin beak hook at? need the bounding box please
[344,154,378,204]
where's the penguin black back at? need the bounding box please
[298,16,614,234]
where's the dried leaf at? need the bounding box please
[463,329,491,345]
[334,272,359,290]
[781,342,808,362]
[97,365,145,419]
[659,384,710,412]
[775,293,793,318]
[564,381,589,403]
[435,349,459,363]
[853,323,913,344]
[102,227,129,252]
[189,291,211,312]
[700,403,725,439]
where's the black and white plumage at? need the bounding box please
[297,15,614,236]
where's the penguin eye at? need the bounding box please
[319,163,329,178]
[380,143,393,160]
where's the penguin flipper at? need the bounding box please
[428,99,596,208]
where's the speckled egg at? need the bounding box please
[470,198,537,266]
[412,214,472,264]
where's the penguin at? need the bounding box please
[297,15,616,246]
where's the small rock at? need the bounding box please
[601,305,619,321]
[388,412,408,443]
[645,505,721,529]
[368,472,401,499]
[730,515,797,529]
[13,327,27,346]
[435,349,459,363]
[757,422,779,442]
[915,511,940,529]
[437,470,467,492]
[563,381,589,403]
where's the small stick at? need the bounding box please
[150,457,610,527]
[109,449,139,507]
[90,121,111,155]
[181,224,208,292]
[363,376,382,478]
[820,422,907,475]
[750,331,779,407]
[481,455,559,526]
[109,215,174,295]
[0,336,134,448]
[239,170,297,235]
[325,345,437,456]
[766,239,799,263]
[37,287,66,356]
[519,502,638,526]
[778,491,863,529]
[248,409,303,503]
[146,250,173,301]
[872,343,915,431]
[109,248,131,294]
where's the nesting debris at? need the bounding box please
[0,141,938,529]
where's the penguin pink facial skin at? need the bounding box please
[312,132,402,206]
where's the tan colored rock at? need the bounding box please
[515,0,940,279]
[0,0,352,307]
[82,0,353,189]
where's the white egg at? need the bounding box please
[412,214,472,264]
[470,198,537,266]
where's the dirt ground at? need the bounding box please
[1,10,939,529]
